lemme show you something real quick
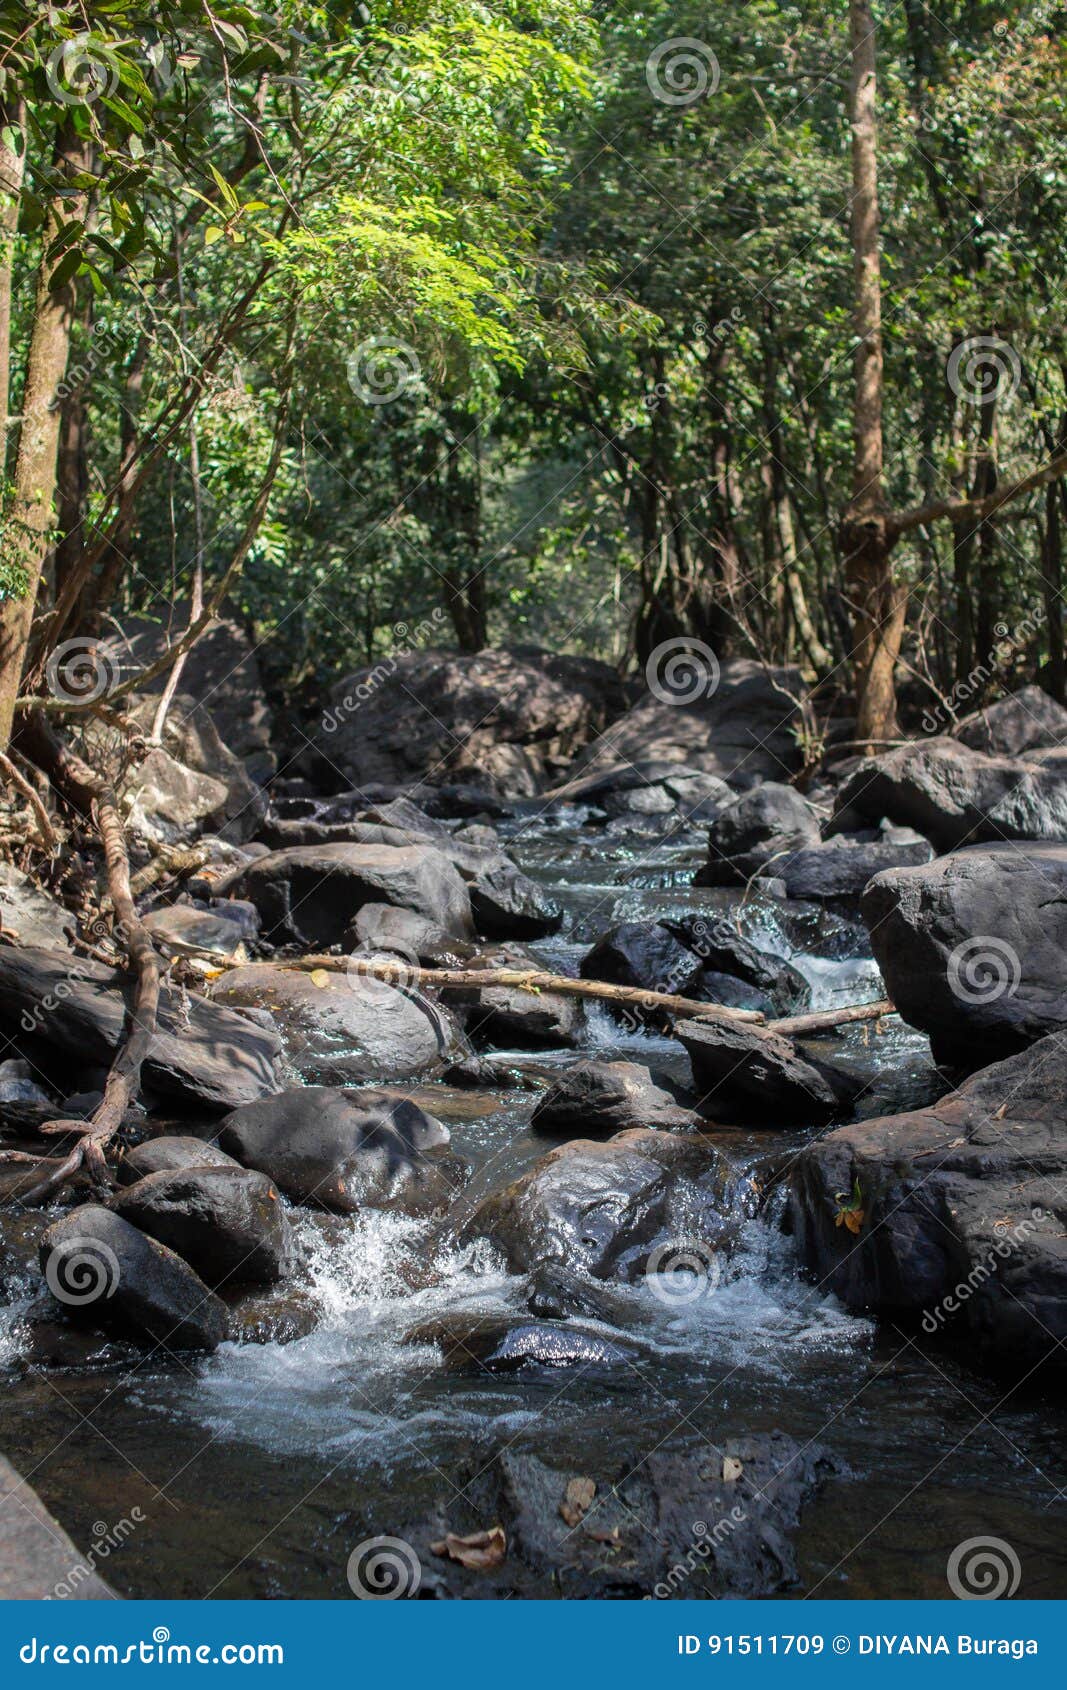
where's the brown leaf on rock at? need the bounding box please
[429,1525,507,1570]
[559,1476,596,1527]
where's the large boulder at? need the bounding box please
[834,738,1067,850]
[206,964,456,1084]
[861,843,1067,1066]
[465,1128,733,1280]
[111,1165,292,1288]
[218,1085,462,1215]
[128,692,267,843]
[580,920,705,1000]
[321,646,630,796]
[216,843,473,944]
[769,834,933,901]
[676,1017,859,1125]
[566,659,806,790]
[952,684,1067,758]
[38,1205,228,1351]
[0,946,281,1113]
[788,1035,1067,1374]
[531,1060,696,1136]
[696,782,820,887]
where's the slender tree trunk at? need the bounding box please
[0,94,25,482]
[842,0,904,746]
[0,121,89,753]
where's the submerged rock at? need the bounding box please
[788,1035,1067,1374]
[38,1205,228,1352]
[406,1314,644,1372]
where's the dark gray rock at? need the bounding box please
[117,1136,239,1186]
[0,1453,115,1598]
[0,946,281,1113]
[218,1085,463,1216]
[38,1205,228,1351]
[142,903,255,962]
[772,835,933,900]
[834,737,1067,850]
[580,920,704,1003]
[111,1165,292,1288]
[407,1314,645,1373]
[531,1059,695,1136]
[458,942,585,1048]
[953,685,1067,758]
[789,1035,1067,1374]
[861,842,1067,1066]
[345,903,474,968]
[0,865,75,950]
[216,842,474,944]
[676,1016,859,1125]
[696,782,820,886]
[207,963,456,1084]
[662,914,810,1013]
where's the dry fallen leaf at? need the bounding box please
[722,1456,744,1483]
[560,1476,596,1527]
[585,1525,623,1546]
[430,1526,506,1570]
[308,968,331,988]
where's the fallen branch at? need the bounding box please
[216,954,896,1036]
[0,749,56,852]
[12,710,161,1203]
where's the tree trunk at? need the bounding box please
[0,94,25,482]
[842,0,903,745]
[0,121,89,754]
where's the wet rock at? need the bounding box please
[952,684,1067,758]
[465,1127,732,1280]
[38,1205,228,1351]
[117,1137,239,1186]
[111,1165,292,1288]
[662,915,810,1013]
[463,856,562,941]
[0,1452,116,1597]
[0,946,282,1113]
[771,834,933,901]
[218,1085,464,1216]
[569,659,806,791]
[407,1314,645,1373]
[696,782,821,887]
[789,1034,1067,1374]
[207,963,455,1084]
[322,646,630,796]
[676,1017,859,1125]
[142,904,253,962]
[397,1437,840,1598]
[458,942,585,1048]
[834,737,1067,850]
[345,903,474,968]
[0,865,75,950]
[216,842,474,944]
[531,1060,696,1136]
[580,920,704,1002]
[861,842,1067,1066]
[0,1059,51,1105]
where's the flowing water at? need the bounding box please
[1,810,1065,1599]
